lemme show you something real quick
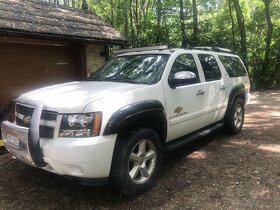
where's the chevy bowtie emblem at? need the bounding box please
[23,115,31,125]
[174,107,183,114]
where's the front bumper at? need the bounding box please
[42,135,117,178]
[2,120,117,178]
[1,121,33,165]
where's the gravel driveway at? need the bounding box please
[0,91,280,209]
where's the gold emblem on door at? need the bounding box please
[174,106,183,114]
[23,115,31,125]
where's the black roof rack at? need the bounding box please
[116,45,169,54]
[115,45,232,55]
[193,47,232,53]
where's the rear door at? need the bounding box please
[218,55,250,105]
[196,53,228,125]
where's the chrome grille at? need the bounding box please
[39,126,55,139]
[16,117,27,127]
[16,104,33,118]
[41,111,57,121]
[16,104,57,139]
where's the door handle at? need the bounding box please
[220,85,226,91]
[196,90,205,95]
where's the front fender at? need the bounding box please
[103,100,167,141]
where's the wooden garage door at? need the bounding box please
[0,41,79,111]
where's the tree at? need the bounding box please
[179,0,187,47]
[156,0,162,45]
[228,0,236,48]
[130,0,135,45]
[110,0,114,26]
[192,0,198,46]
[46,0,280,89]
[261,0,273,85]
[233,0,248,67]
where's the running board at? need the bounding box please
[165,122,224,151]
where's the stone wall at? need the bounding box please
[85,44,106,76]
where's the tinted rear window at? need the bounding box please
[219,56,247,77]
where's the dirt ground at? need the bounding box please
[0,90,280,210]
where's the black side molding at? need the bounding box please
[103,100,166,136]
[165,122,224,151]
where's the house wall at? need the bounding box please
[85,44,106,76]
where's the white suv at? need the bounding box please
[1,46,250,195]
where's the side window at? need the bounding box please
[169,54,200,82]
[219,55,247,77]
[198,54,221,81]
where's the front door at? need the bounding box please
[163,54,209,142]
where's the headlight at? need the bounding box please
[59,112,102,137]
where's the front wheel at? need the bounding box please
[225,98,245,134]
[110,128,162,196]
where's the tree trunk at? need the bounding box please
[192,0,198,46]
[141,0,148,33]
[228,0,235,48]
[110,0,114,26]
[276,65,280,88]
[125,6,129,37]
[163,9,170,44]
[273,57,280,88]
[156,0,162,45]
[130,0,135,46]
[90,0,94,11]
[233,0,247,66]
[261,0,273,84]
[179,0,187,47]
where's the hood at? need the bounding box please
[17,81,145,113]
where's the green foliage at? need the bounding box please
[68,0,280,89]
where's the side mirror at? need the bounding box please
[168,71,198,89]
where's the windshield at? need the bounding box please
[88,54,169,85]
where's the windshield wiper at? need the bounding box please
[88,77,143,84]
[87,78,102,81]
[103,78,140,84]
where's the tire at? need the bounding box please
[225,98,245,134]
[110,128,162,196]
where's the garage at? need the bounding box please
[0,0,127,116]
[0,0,127,147]
[0,40,80,111]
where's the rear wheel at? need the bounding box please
[110,128,162,196]
[225,98,245,134]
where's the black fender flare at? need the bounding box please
[103,100,167,142]
[224,84,246,120]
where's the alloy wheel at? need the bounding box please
[128,139,157,184]
[234,104,243,129]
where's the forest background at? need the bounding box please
[44,0,280,89]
